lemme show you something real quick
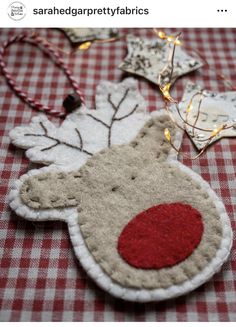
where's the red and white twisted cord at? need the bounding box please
[0,32,85,117]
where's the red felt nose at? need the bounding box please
[118,203,204,269]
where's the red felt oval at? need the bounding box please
[118,203,204,269]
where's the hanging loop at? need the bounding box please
[0,32,85,117]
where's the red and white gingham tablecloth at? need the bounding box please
[0,28,235,321]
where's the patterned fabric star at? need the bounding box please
[119,35,203,85]
[62,28,118,45]
[171,82,236,150]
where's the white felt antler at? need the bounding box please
[9,78,149,170]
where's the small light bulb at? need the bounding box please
[162,83,171,93]
[174,39,181,46]
[158,31,166,39]
[79,41,92,50]
[186,102,193,113]
[164,128,171,142]
[211,125,224,137]
[160,83,175,102]
[167,36,174,42]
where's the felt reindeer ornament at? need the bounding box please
[9,79,232,302]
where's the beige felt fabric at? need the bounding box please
[20,115,222,289]
[20,171,82,209]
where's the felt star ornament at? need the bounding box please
[170,82,236,150]
[9,78,232,302]
[62,28,118,48]
[119,35,203,85]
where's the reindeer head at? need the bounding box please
[9,80,232,302]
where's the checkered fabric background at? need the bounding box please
[0,28,235,322]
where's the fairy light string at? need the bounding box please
[155,30,236,159]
